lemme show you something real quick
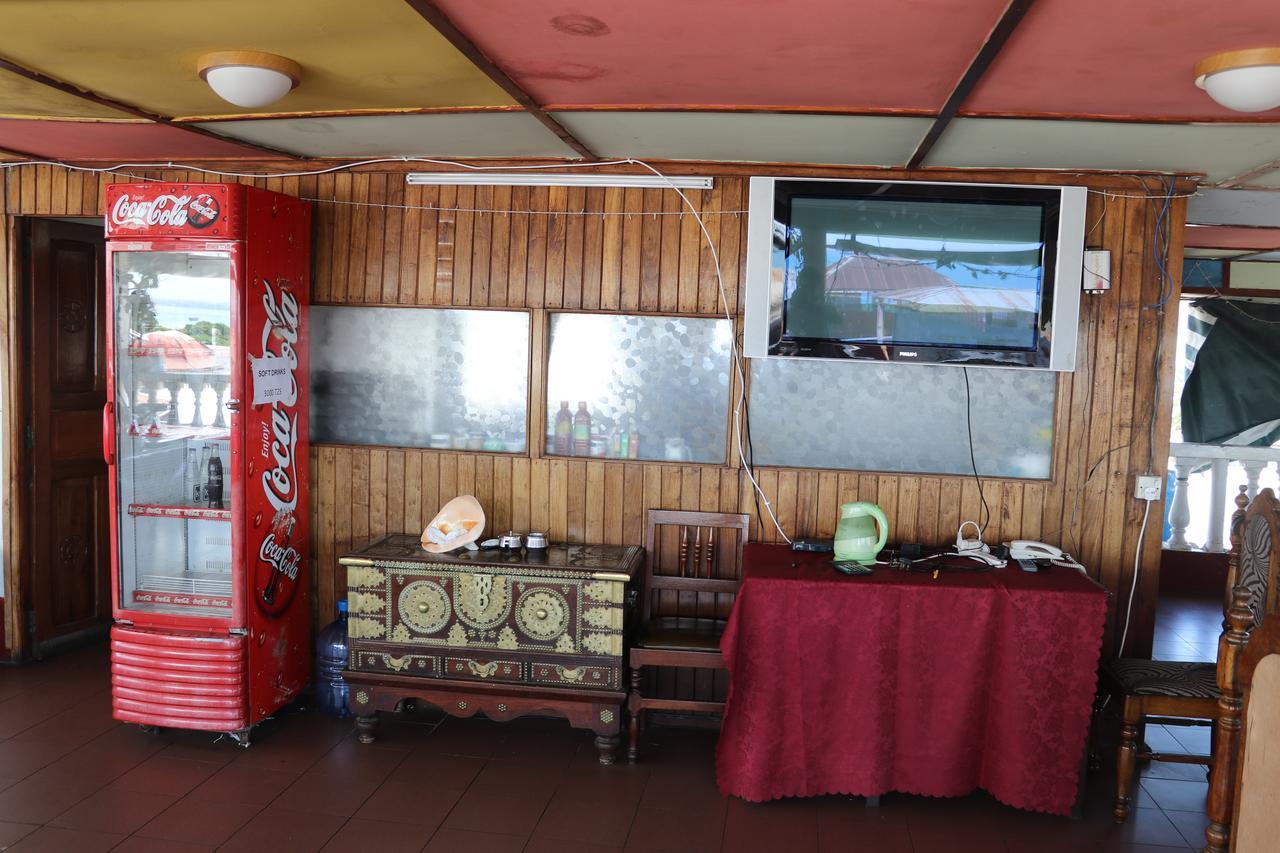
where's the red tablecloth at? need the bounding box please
[716,543,1108,815]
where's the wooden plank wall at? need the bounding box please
[0,164,1185,662]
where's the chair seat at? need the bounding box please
[1105,658,1220,698]
[634,616,726,652]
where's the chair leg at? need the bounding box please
[628,667,642,763]
[1114,697,1141,823]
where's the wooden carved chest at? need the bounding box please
[339,534,640,763]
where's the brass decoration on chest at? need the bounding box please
[398,580,451,634]
[516,589,570,641]
[456,573,511,629]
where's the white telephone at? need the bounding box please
[1006,540,1086,573]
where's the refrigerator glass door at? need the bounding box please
[113,250,236,618]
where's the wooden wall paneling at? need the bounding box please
[421,451,440,523]
[579,188,603,311]
[433,185,456,305]
[452,186,475,306]
[599,188,623,311]
[639,189,662,312]
[584,460,606,544]
[565,459,586,542]
[49,167,67,215]
[620,188,642,312]
[470,185,492,306]
[402,449,422,533]
[524,187,548,309]
[548,457,567,541]
[362,173,387,302]
[562,186,585,311]
[489,455,511,534]
[34,164,50,214]
[506,186,530,309]
[604,462,625,544]
[314,446,336,623]
[697,182,722,315]
[327,171,353,300]
[345,173,370,303]
[397,182,421,305]
[896,476,920,544]
[544,186,567,309]
[456,454,477,519]
[19,168,35,215]
[677,189,702,313]
[915,477,941,545]
[381,176,404,304]
[489,186,512,308]
[717,180,743,316]
[415,186,440,305]
[815,471,840,539]
[331,447,352,612]
[659,190,681,312]
[529,458,550,539]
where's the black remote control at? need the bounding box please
[833,560,874,576]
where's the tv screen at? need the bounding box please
[781,196,1047,351]
[745,178,1085,371]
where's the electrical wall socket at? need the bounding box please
[1134,474,1162,501]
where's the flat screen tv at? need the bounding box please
[743,177,1086,371]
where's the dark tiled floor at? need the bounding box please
[0,593,1222,852]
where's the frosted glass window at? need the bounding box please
[748,359,1055,478]
[311,307,529,451]
[545,313,732,464]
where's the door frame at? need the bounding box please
[2,215,106,661]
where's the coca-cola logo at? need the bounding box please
[255,278,302,617]
[259,532,301,581]
[110,192,221,230]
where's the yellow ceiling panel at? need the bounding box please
[0,0,515,117]
[0,68,137,120]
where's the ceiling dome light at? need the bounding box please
[1194,48,1280,112]
[198,51,301,109]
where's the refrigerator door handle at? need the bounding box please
[226,399,241,413]
[102,401,115,465]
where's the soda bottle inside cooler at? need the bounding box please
[314,599,351,717]
[206,444,224,509]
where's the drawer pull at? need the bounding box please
[382,654,411,672]
[468,660,499,678]
[556,665,585,683]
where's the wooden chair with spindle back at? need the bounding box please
[1103,486,1279,823]
[627,509,750,762]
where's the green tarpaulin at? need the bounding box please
[1180,298,1280,447]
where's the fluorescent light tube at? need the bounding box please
[405,173,713,189]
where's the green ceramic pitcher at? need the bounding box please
[833,501,889,565]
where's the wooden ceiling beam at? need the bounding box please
[1217,156,1280,188]
[905,0,1037,170]
[403,0,597,160]
[0,55,301,160]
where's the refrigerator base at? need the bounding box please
[110,623,249,733]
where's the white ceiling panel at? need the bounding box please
[193,112,579,159]
[554,111,931,167]
[927,119,1280,182]
[1184,248,1249,258]
[1234,251,1280,262]
[1244,170,1280,189]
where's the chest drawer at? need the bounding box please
[350,649,440,677]
[442,657,524,683]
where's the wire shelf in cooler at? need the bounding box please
[128,503,231,522]
[138,572,232,598]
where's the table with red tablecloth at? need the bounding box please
[716,543,1108,815]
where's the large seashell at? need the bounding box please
[421,494,485,554]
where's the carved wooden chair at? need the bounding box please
[1102,487,1279,823]
[627,509,750,762]
[1203,490,1280,852]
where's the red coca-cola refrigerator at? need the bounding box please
[103,182,311,743]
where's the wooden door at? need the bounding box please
[26,220,109,655]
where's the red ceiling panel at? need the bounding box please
[0,119,277,161]
[968,0,1280,120]
[432,0,1011,112]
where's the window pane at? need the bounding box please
[311,307,529,451]
[545,313,733,464]
[748,358,1055,478]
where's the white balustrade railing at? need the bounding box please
[1166,442,1280,552]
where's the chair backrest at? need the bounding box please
[1232,613,1280,853]
[641,509,750,623]
[1232,488,1280,629]
[1204,489,1280,852]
